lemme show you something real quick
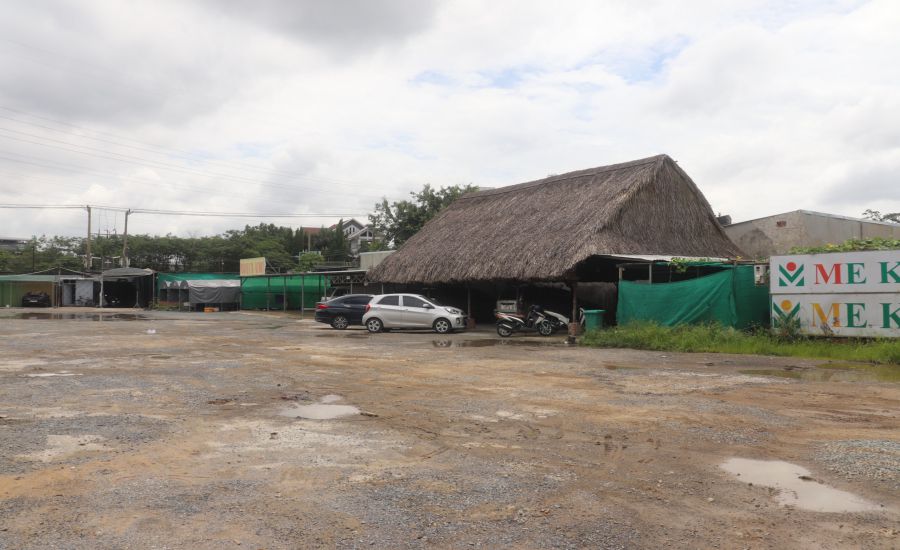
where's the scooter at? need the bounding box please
[495,305,554,337]
[536,306,588,333]
[540,307,569,333]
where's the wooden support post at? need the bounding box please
[300,274,305,317]
[466,285,475,328]
[567,281,578,343]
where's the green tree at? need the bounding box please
[863,209,900,223]
[369,183,478,247]
[0,236,85,273]
[297,252,324,271]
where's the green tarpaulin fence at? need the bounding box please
[617,265,769,329]
[240,275,329,310]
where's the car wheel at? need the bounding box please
[497,324,512,337]
[366,318,383,333]
[331,315,349,330]
[538,320,553,336]
[433,318,451,334]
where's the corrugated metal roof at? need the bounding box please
[0,275,63,282]
[602,254,729,263]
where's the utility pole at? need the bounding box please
[85,205,92,272]
[121,209,131,268]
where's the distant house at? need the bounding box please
[299,219,377,256]
[297,226,323,252]
[340,218,377,255]
[0,238,29,252]
[722,210,900,259]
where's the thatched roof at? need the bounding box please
[367,154,742,284]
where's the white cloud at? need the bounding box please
[1,0,899,240]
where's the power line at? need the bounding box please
[0,203,85,210]
[0,127,358,190]
[0,106,364,187]
[0,151,385,202]
[0,203,368,220]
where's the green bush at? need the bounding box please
[581,321,900,365]
[790,237,900,254]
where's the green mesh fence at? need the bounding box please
[617,265,769,329]
[240,275,329,310]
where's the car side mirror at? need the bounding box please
[423,303,434,309]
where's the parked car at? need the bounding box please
[21,291,51,307]
[314,294,374,329]
[362,293,467,334]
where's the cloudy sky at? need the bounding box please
[1,0,898,238]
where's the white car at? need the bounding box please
[362,293,467,334]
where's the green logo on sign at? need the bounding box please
[778,261,804,287]
[772,299,801,328]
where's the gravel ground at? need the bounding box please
[0,309,898,549]
[815,440,900,490]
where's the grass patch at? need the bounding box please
[580,322,900,365]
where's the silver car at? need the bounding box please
[363,293,467,334]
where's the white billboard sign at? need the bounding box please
[771,250,900,338]
[239,257,266,277]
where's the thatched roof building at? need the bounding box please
[367,154,742,284]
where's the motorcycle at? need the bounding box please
[535,306,588,334]
[495,305,554,337]
[538,306,569,333]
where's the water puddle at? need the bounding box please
[740,364,900,383]
[3,312,150,321]
[720,458,883,513]
[313,333,369,339]
[23,371,82,378]
[604,364,637,371]
[279,394,359,420]
[431,339,566,348]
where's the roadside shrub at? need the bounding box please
[581,321,900,365]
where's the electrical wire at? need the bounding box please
[0,203,368,219]
[0,106,364,187]
[0,128,375,191]
[0,152,385,202]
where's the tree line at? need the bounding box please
[0,223,360,274]
[1,183,477,274]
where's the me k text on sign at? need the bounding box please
[770,250,900,337]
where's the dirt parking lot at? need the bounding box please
[1,309,898,549]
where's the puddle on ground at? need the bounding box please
[603,364,637,371]
[3,312,150,321]
[279,394,359,420]
[313,333,369,339]
[22,371,82,378]
[740,364,900,383]
[720,458,883,513]
[431,339,566,348]
[21,434,110,462]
